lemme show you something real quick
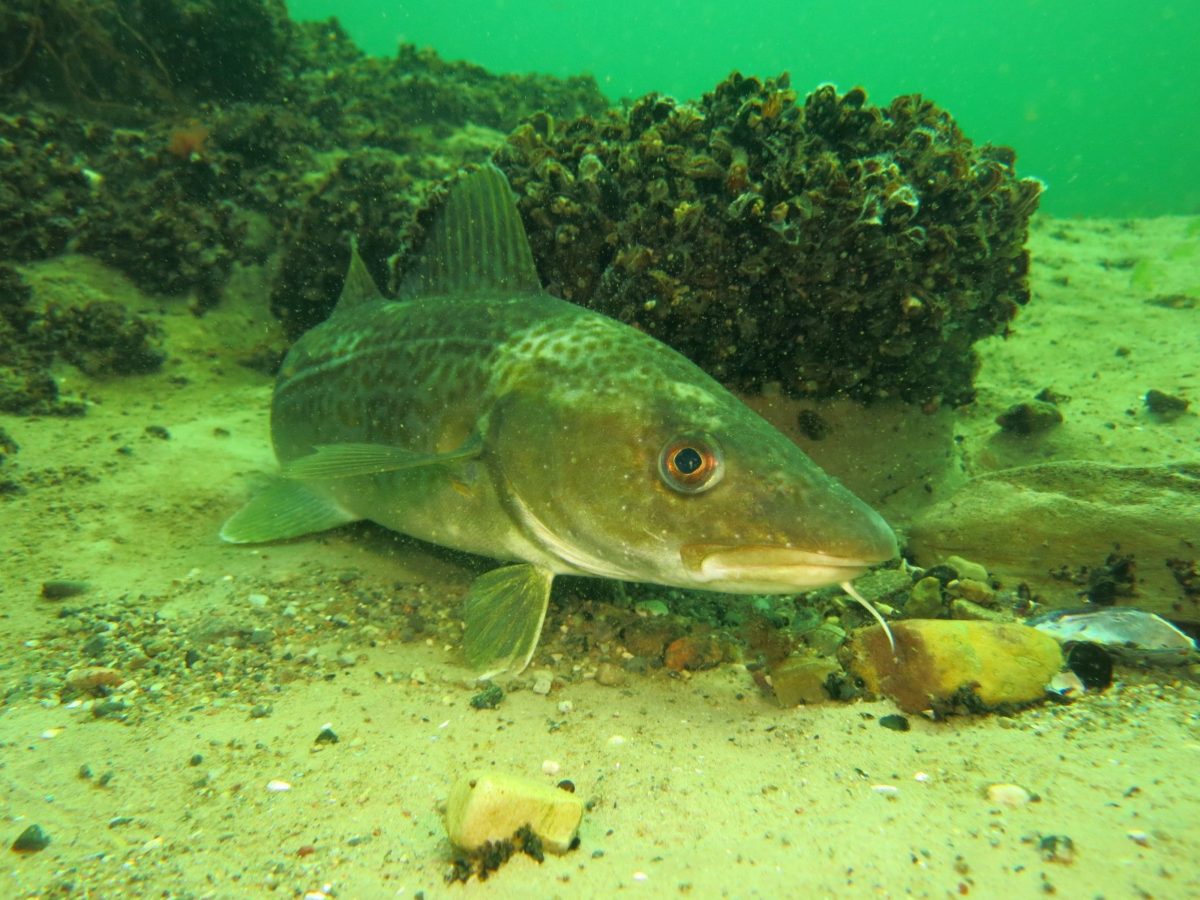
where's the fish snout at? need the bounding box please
[678,496,898,593]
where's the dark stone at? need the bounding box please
[92,698,128,719]
[1065,643,1113,691]
[469,682,504,710]
[879,713,911,732]
[81,634,109,658]
[11,824,50,852]
[1144,389,1188,419]
[40,580,89,600]
[315,726,339,744]
[995,400,1063,435]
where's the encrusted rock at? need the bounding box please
[445,771,583,854]
[842,619,1063,714]
[768,655,840,706]
[995,400,1063,434]
[495,75,1041,406]
[905,576,945,618]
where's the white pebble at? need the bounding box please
[247,593,269,608]
[531,670,553,695]
[871,784,899,797]
[1127,830,1150,846]
[607,734,626,746]
[557,700,574,714]
[266,779,292,793]
[542,760,561,775]
[986,783,1032,808]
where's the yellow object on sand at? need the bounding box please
[445,771,583,854]
[844,619,1063,714]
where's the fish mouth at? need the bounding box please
[679,543,885,593]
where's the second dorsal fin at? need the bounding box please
[333,237,385,314]
[397,163,542,299]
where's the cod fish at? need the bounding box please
[222,164,898,676]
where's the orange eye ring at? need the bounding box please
[658,435,723,494]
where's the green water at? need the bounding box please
[286,0,1199,219]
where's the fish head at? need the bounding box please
[490,368,898,593]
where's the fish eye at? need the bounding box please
[658,435,723,494]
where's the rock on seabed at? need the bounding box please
[843,619,1063,714]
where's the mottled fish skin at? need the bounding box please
[272,279,896,589]
[229,164,898,673]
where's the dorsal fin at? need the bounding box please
[333,237,384,314]
[397,163,542,299]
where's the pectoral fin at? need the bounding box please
[220,479,357,543]
[281,435,483,480]
[463,563,554,678]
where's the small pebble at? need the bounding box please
[1144,388,1188,418]
[1048,669,1086,698]
[92,698,128,719]
[11,824,51,852]
[633,599,669,616]
[469,682,504,710]
[247,593,269,608]
[66,666,124,693]
[1127,830,1150,847]
[664,634,723,671]
[249,704,272,719]
[879,714,910,732]
[266,780,292,793]
[315,725,339,744]
[531,670,554,695]
[542,760,561,775]
[995,400,1062,435]
[40,580,89,600]
[949,578,996,605]
[594,662,626,687]
[944,556,990,583]
[986,783,1033,808]
[1037,834,1075,864]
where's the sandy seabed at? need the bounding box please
[2,216,1199,898]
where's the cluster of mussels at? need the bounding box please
[495,73,1043,405]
